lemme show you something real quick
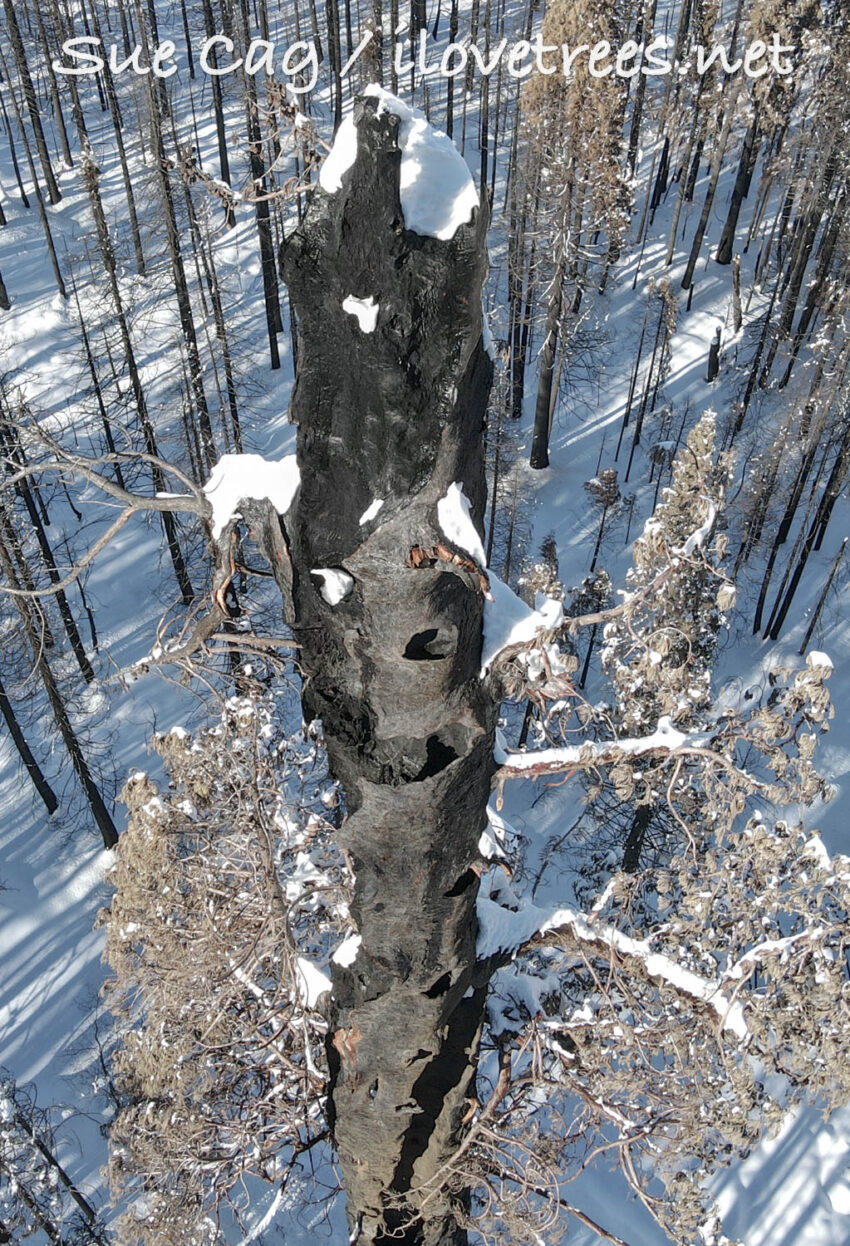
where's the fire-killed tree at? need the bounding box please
[7,75,850,1246]
[278,93,497,1245]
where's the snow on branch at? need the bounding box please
[481,574,564,676]
[493,715,759,781]
[477,891,747,1038]
[204,453,300,539]
[674,498,717,557]
[497,715,701,769]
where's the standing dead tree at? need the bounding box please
[278,93,496,1246]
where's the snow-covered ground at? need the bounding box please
[0,1,849,1243]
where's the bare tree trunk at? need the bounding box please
[759,203,827,386]
[626,0,658,173]
[445,0,458,136]
[681,82,742,290]
[326,0,343,129]
[0,51,66,297]
[0,541,117,847]
[767,423,850,640]
[731,253,743,333]
[0,413,95,682]
[236,0,283,368]
[69,278,126,491]
[0,83,29,207]
[0,669,58,813]
[530,254,565,470]
[278,96,496,1246]
[31,1,73,167]
[138,63,215,464]
[81,154,194,604]
[715,114,759,264]
[799,537,846,656]
[90,3,146,273]
[200,0,235,227]
[779,191,846,389]
[1,0,62,202]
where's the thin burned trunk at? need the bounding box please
[799,537,846,657]
[0,82,30,207]
[31,1,73,168]
[81,154,194,604]
[0,541,117,847]
[1,0,62,203]
[779,193,846,389]
[0,50,66,297]
[147,109,216,465]
[70,272,127,488]
[626,0,657,174]
[279,96,496,1246]
[766,423,850,639]
[200,0,235,227]
[237,0,282,368]
[681,82,741,291]
[90,3,146,274]
[529,253,565,470]
[0,416,95,683]
[0,669,58,814]
[759,198,827,387]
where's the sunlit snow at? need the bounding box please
[437,481,487,567]
[311,567,354,606]
[359,498,384,525]
[204,453,300,539]
[480,574,564,675]
[332,934,362,966]
[342,294,379,332]
[294,957,332,1008]
[320,85,478,242]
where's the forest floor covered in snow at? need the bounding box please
[1,0,849,1241]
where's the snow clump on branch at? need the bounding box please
[203,453,300,539]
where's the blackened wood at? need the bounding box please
[280,95,495,1245]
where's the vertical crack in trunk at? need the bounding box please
[280,95,495,1244]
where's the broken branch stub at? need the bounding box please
[279,94,495,1244]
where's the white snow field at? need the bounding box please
[0,0,849,1243]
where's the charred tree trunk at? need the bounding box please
[529,253,566,470]
[681,83,741,291]
[0,670,58,814]
[1,0,62,203]
[715,114,759,265]
[279,95,496,1246]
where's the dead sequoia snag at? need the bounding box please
[279,93,496,1244]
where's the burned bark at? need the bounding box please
[279,95,496,1245]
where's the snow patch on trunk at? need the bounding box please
[311,567,354,606]
[359,498,384,525]
[332,934,362,966]
[482,302,498,362]
[342,294,379,333]
[294,957,332,1008]
[437,481,487,567]
[320,86,478,242]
